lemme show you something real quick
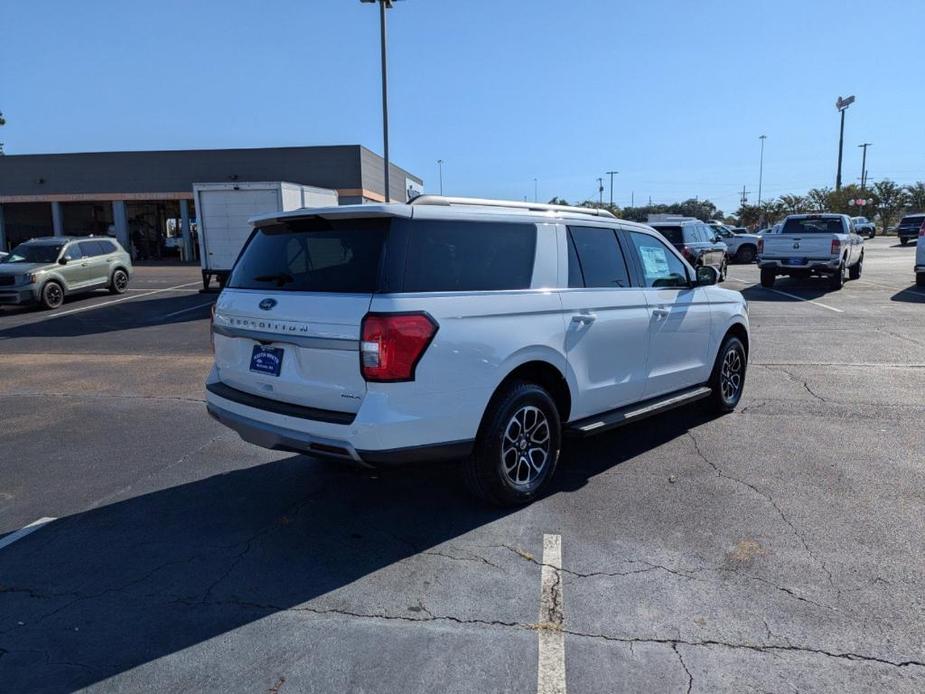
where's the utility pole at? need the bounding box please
[757,135,767,207]
[605,170,618,208]
[360,0,395,202]
[858,143,871,190]
[631,191,634,207]
[597,178,604,208]
[533,178,538,203]
[437,159,444,195]
[835,95,855,190]
[740,185,751,206]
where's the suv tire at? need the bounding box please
[465,381,561,506]
[709,335,747,413]
[109,269,129,295]
[900,237,909,246]
[40,281,65,310]
[916,273,925,287]
[760,269,775,288]
[849,256,863,280]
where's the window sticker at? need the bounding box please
[639,245,670,278]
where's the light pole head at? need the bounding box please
[361,0,396,6]
[836,95,855,111]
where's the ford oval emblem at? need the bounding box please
[259,298,277,311]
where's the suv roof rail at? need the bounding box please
[408,194,617,219]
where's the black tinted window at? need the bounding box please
[63,244,83,260]
[628,232,690,288]
[653,226,683,244]
[228,218,387,293]
[782,218,844,234]
[401,220,536,292]
[567,232,584,288]
[567,226,630,288]
[79,241,107,257]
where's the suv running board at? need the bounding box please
[566,386,712,438]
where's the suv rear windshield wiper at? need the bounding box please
[252,273,295,287]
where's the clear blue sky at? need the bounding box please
[3,0,923,213]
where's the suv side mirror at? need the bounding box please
[696,265,719,286]
[58,257,68,265]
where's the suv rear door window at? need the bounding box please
[628,232,690,288]
[401,220,536,292]
[228,218,388,293]
[567,226,631,288]
[653,226,683,245]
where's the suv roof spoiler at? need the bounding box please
[409,194,617,219]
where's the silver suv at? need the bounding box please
[0,236,133,309]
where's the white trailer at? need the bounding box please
[193,181,338,289]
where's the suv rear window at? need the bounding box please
[652,226,683,244]
[781,218,844,234]
[400,220,536,292]
[228,218,388,293]
[900,215,925,226]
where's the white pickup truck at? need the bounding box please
[757,213,864,290]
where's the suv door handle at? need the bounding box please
[571,313,597,325]
[652,307,670,318]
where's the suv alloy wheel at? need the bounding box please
[465,381,561,506]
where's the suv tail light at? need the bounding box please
[360,313,438,382]
[831,238,841,255]
[757,237,763,254]
[681,246,695,261]
[210,303,217,353]
[919,220,925,237]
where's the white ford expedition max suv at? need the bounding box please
[206,196,750,505]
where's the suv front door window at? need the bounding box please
[626,231,713,397]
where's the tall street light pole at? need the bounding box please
[835,95,855,190]
[361,0,395,202]
[533,178,538,203]
[605,170,618,208]
[437,159,444,195]
[597,178,604,208]
[858,143,871,190]
[757,135,767,207]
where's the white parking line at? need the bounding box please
[723,277,844,313]
[40,282,202,319]
[537,533,566,694]
[0,517,56,551]
[160,300,215,319]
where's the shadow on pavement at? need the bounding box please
[0,406,709,692]
[0,293,214,340]
[739,280,837,302]
[891,287,925,303]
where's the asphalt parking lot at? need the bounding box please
[1,239,924,693]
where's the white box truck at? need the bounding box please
[193,181,338,289]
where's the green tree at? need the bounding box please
[736,204,762,228]
[806,187,831,212]
[825,184,867,215]
[872,180,909,234]
[905,182,925,213]
[778,194,808,214]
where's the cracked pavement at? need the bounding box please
[1,244,924,692]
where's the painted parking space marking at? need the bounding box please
[160,300,215,320]
[537,533,566,694]
[36,282,202,320]
[723,277,844,313]
[0,517,56,552]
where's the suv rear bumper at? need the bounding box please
[207,401,473,466]
[205,368,481,466]
[758,259,840,273]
